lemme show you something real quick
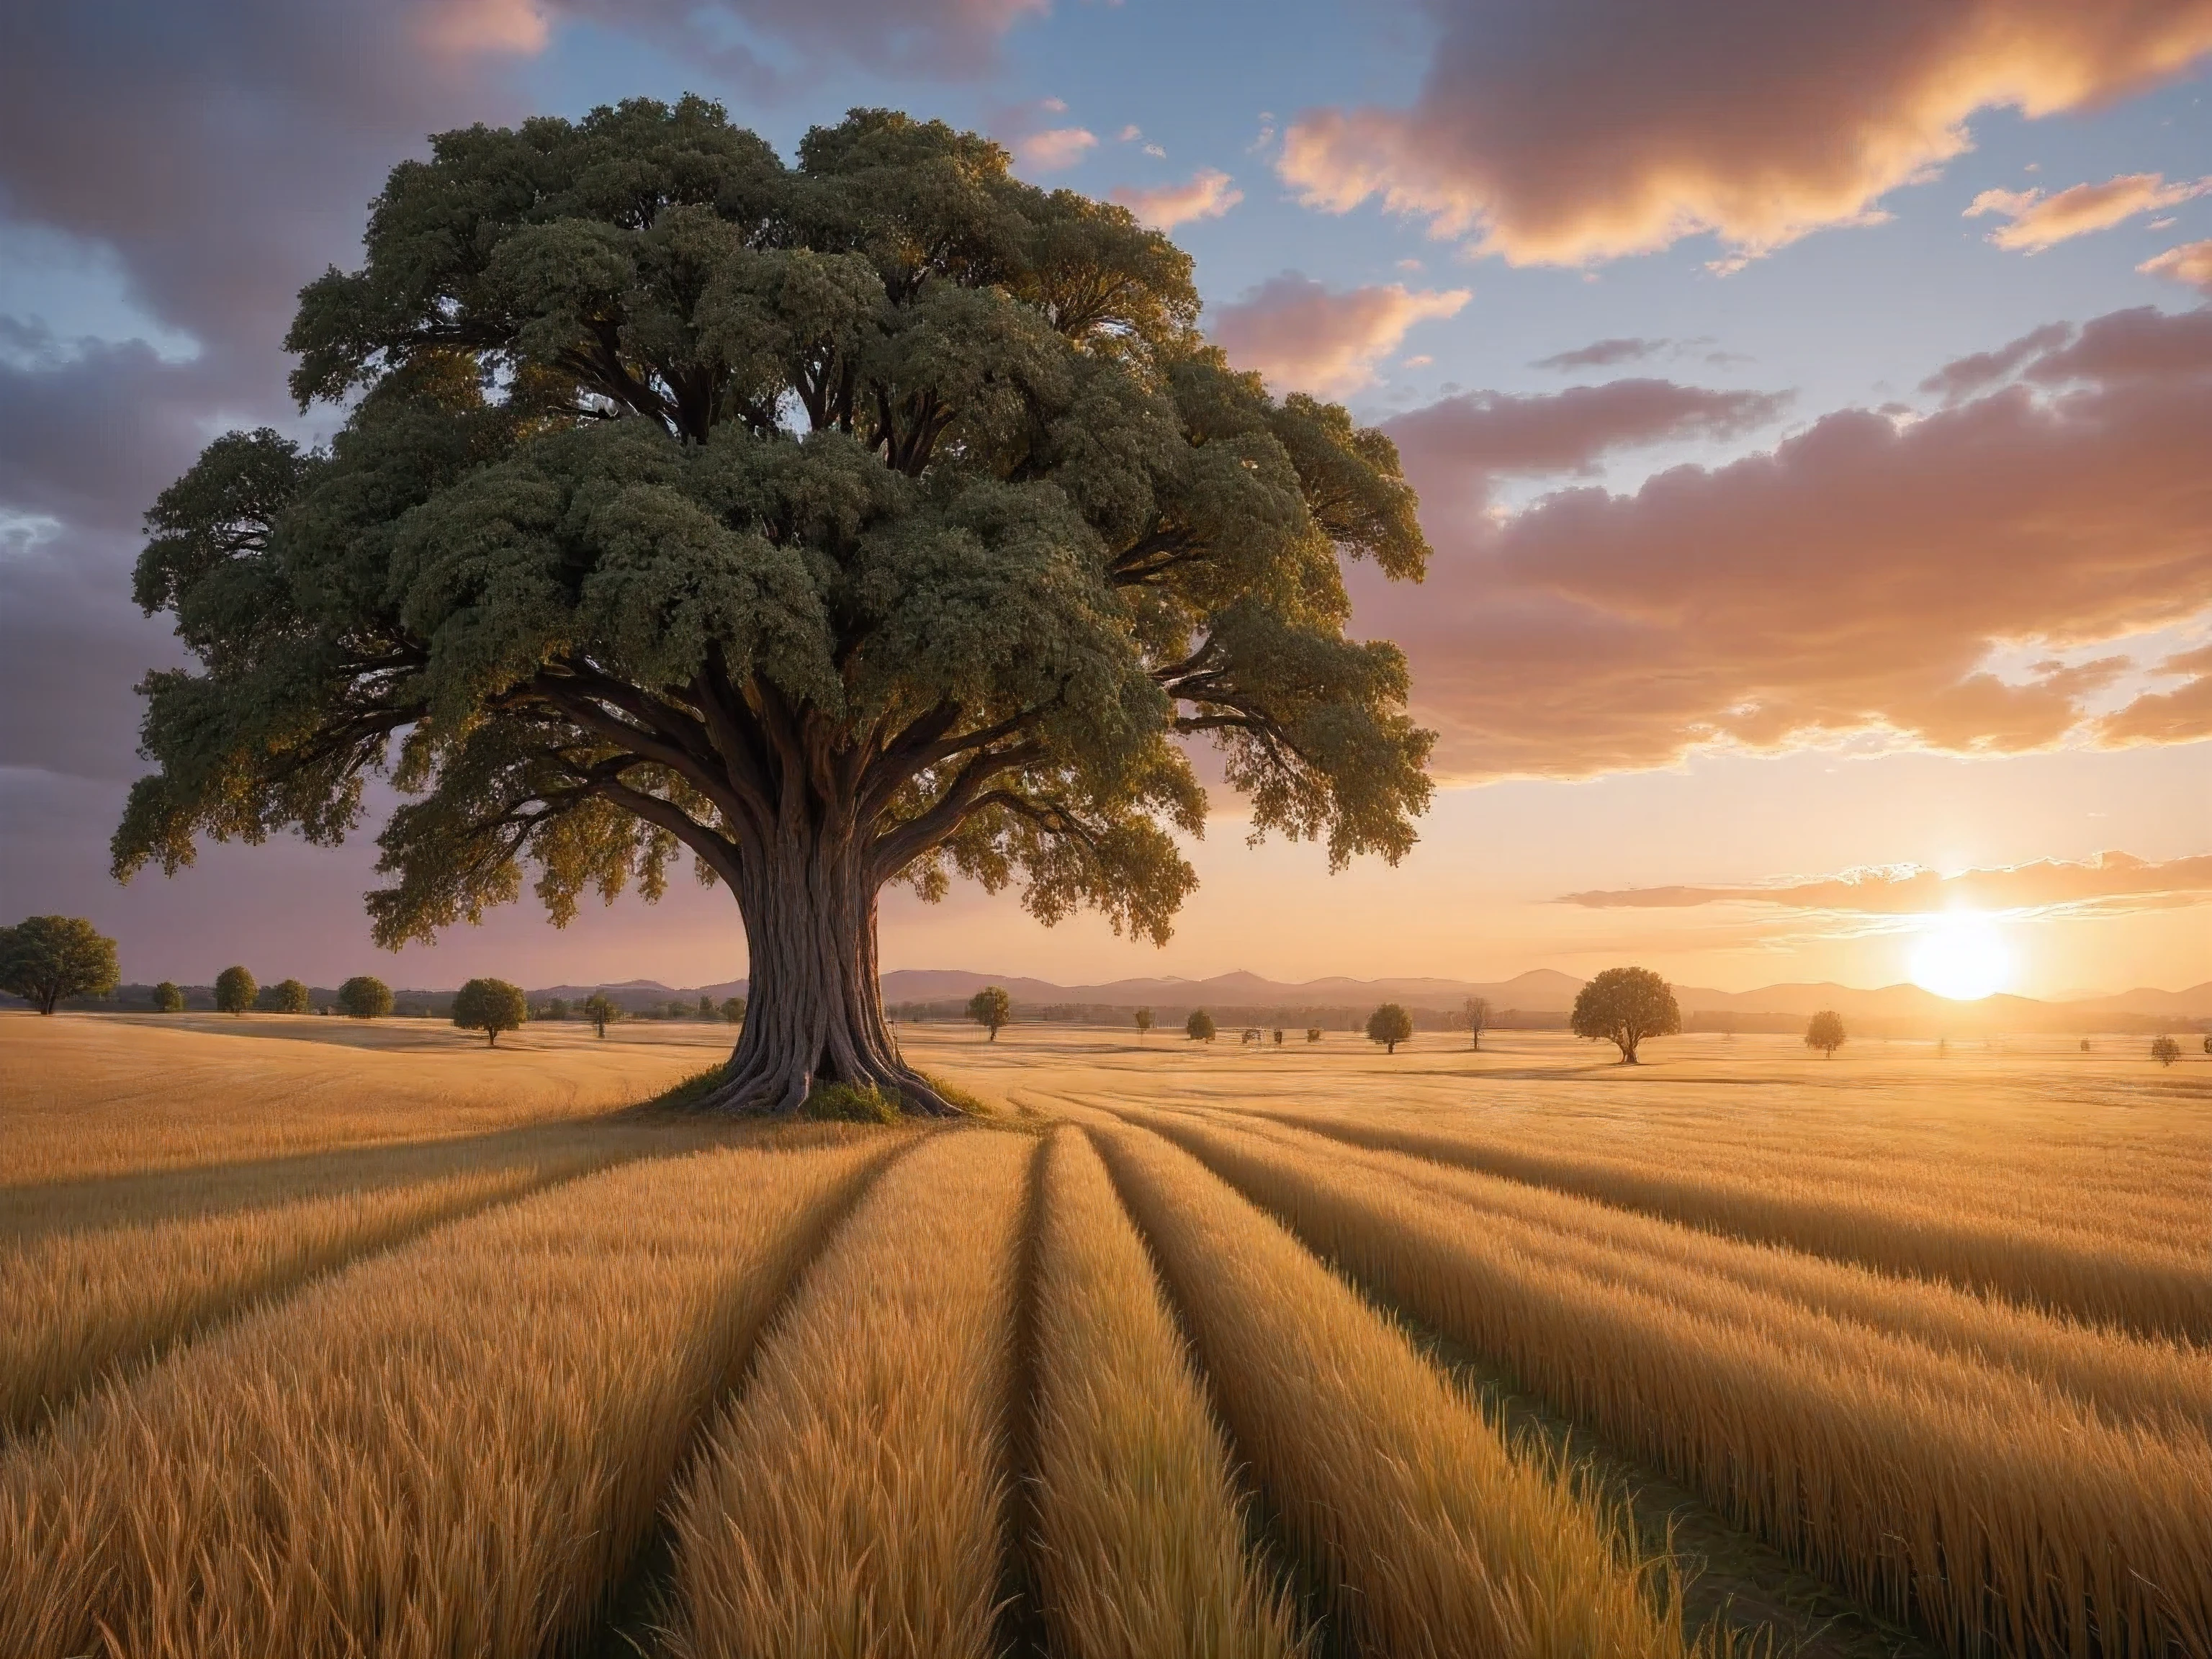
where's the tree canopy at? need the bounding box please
[584,992,620,1037]
[0,917,120,1015]
[454,977,527,1046]
[1185,1009,1215,1041]
[338,974,395,1018]
[1366,1002,1413,1053]
[214,966,257,1015]
[966,985,1012,1040]
[266,977,313,1013]
[1569,968,1680,1064]
[1804,1010,1845,1057]
[111,99,1434,1113]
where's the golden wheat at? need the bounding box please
[658,1128,1031,1659]
[1182,1107,2212,1432]
[0,1148,621,1436]
[1261,1107,2212,1338]
[0,1133,895,1659]
[0,1010,721,1183]
[1141,1109,2212,1659]
[1083,1114,1697,1659]
[1028,1126,1306,1659]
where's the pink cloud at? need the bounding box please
[1015,126,1099,170]
[2141,239,2212,295]
[1210,274,1469,395]
[1276,1,2212,265]
[1562,850,2212,913]
[1966,172,2212,251]
[1352,306,2212,780]
[1110,168,1242,230]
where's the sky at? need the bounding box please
[1,0,2209,998]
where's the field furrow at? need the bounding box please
[1087,1115,1697,1659]
[657,1128,1032,1659]
[0,1151,629,1437]
[1143,1108,2212,1659]
[0,1131,898,1659]
[1028,1126,1306,1659]
[1262,1107,2212,1338]
[1172,1107,2212,1432]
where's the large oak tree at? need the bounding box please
[114,101,1434,1112]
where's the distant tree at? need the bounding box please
[967,986,1012,1042]
[0,916,121,1015]
[584,992,619,1038]
[1366,1002,1413,1054]
[721,996,747,1025]
[1274,1028,1285,1046]
[152,980,186,1012]
[1570,967,1680,1064]
[2152,1035,2181,1066]
[1804,1010,1846,1058]
[1937,1037,1949,1058]
[1306,1027,1321,1042]
[2203,1032,2211,1056]
[1134,1007,1154,1038]
[698,995,714,1018]
[454,978,527,1047]
[1462,995,1490,1051]
[266,977,313,1014]
[337,975,395,1019]
[547,997,570,1020]
[1187,1010,1216,1042]
[213,965,257,1016]
[665,999,688,1020]
[2080,1038,2092,1053]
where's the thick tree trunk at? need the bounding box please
[698,809,957,1117]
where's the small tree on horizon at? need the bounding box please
[152,980,186,1012]
[1187,1009,1215,1042]
[1462,995,1489,1051]
[584,992,619,1038]
[0,916,121,1015]
[1805,1009,1846,1058]
[264,977,313,1013]
[1306,1027,1321,1042]
[1570,967,1680,1064]
[2152,1034,2181,1066]
[337,975,394,1019]
[454,978,527,1046]
[721,996,747,1025]
[1134,1007,1154,1038]
[213,965,256,1016]
[967,986,1012,1042]
[547,996,571,1020]
[1367,1002,1413,1055]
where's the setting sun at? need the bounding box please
[1908,912,2016,1001]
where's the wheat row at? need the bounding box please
[1261,1107,2212,1339]
[1139,1107,2212,1658]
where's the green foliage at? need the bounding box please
[1570,967,1681,1064]
[966,984,1012,1040]
[1805,1010,1847,1056]
[1185,1008,1215,1042]
[917,1071,992,1115]
[583,992,620,1037]
[1462,995,1488,1049]
[262,977,313,1013]
[152,980,186,1012]
[0,917,120,1015]
[337,974,395,1019]
[2152,1035,2181,1066]
[213,965,257,1016]
[1366,1002,1413,1053]
[719,996,746,1023]
[113,99,1433,966]
[799,1080,902,1124]
[1133,1005,1153,1035]
[547,996,571,1020]
[453,977,528,1046]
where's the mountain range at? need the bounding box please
[526,968,2212,1022]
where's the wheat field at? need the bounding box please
[2,1010,2206,1658]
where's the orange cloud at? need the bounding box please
[1562,851,2212,913]
[1966,172,2212,250]
[417,0,549,53]
[1277,1,2212,265]
[2141,238,2212,293]
[1110,168,1242,230]
[1352,305,2212,781]
[1015,126,1098,170]
[1210,274,1468,395]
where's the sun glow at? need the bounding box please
[1907,912,2015,1001]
